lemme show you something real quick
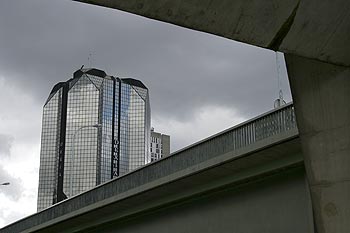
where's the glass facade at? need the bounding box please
[37,68,150,211]
[37,89,62,211]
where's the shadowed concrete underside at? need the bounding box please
[1,106,309,233]
[1,136,309,233]
[71,2,350,233]
[75,0,350,67]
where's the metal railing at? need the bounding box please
[0,103,298,233]
[172,103,297,159]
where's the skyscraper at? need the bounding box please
[37,68,151,211]
[150,128,170,162]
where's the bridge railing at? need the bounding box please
[0,103,298,233]
[171,102,297,160]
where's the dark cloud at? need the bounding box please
[0,134,13,157]
[0,0,292,123]
[0,1,293,225]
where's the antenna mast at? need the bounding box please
[274,52,286,108]
[88,52,93,68]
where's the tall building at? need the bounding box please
[37,68,151,211]
[150,128,170,162]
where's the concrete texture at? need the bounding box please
[75,0,350,67]
[161,134,170,157]
[87,167,312,233]
[0,112,302,232]
[71,2,350,232]
[285,54,350,233]
[1,137,307,233]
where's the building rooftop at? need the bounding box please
[46,68,148,105]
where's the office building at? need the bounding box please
[37,68,151,211]
[150,128,170,162]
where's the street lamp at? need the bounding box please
[1,182,10,186]
[69,123,101,197]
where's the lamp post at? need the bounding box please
[1,182,10,186]
[69,123,101,197]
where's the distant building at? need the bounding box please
[37,68,151,211]
[150,128,170,162]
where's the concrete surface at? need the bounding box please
[71,1,350,232]
[71,2,350,232]
[85,167,312,233]
[74,0,350,67]
[0,119,304,232]
[286,54,350,233]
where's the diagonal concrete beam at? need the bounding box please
[74,0,350,67]
[286,54,350,233]
[72,2,349,233]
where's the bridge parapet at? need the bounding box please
[172,102,297,161]
[0,103,300,233]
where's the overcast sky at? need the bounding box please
[0,0,292,227]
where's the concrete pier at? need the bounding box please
[50,1,350,232]
[286,54,350,233]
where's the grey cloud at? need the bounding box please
[0,1,294,226]
[0,134,13,157]
[0,0,292,126]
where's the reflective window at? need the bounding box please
[37,89,62,211]
[37,70,151,210]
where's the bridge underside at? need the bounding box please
[83,166,311,233]
[75,0,350,67]
[74,1,350,232]
[2,131,310,233]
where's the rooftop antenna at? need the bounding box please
[88,52,94,68]
[274,52,286,108]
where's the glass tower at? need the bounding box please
[37,68,151,211]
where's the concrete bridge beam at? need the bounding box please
[75,0,350,67]
[285,54,350,233]
[72,1,350,232]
